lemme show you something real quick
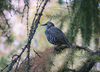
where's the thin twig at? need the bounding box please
[26,7,29,36]
[18,56,27,70]
[26,46,30,72]
[15,57,21,72]
[1,11,10,28]
[0,64,9,72]
[66,0,73,41]
[76,45,93,53]
[33,49,41,58]
[31,0,43,27]
[66,0,73,68]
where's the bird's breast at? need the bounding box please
[45,30,60,45]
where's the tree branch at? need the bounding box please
[54,45,93,53]
[1,0,49,72]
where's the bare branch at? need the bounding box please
[1,11,10,28]
[33,49,41,58]
[75,45,93,53]
[1,0,49,72]
[54,45,93,53]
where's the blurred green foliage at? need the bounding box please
[58,0,63,4]
[0,56,9,71]
[4,33,15,45]
[71,0,100,45]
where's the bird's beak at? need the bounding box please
[41,24,46,26]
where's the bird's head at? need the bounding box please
[41,21,55,29]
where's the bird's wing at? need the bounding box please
[48,27,70,45]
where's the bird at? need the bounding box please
[41,21,72,48]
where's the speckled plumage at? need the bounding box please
[41,21,71,47]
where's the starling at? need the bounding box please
[41,21,72,48]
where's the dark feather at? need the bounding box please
[45,27,71,47]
